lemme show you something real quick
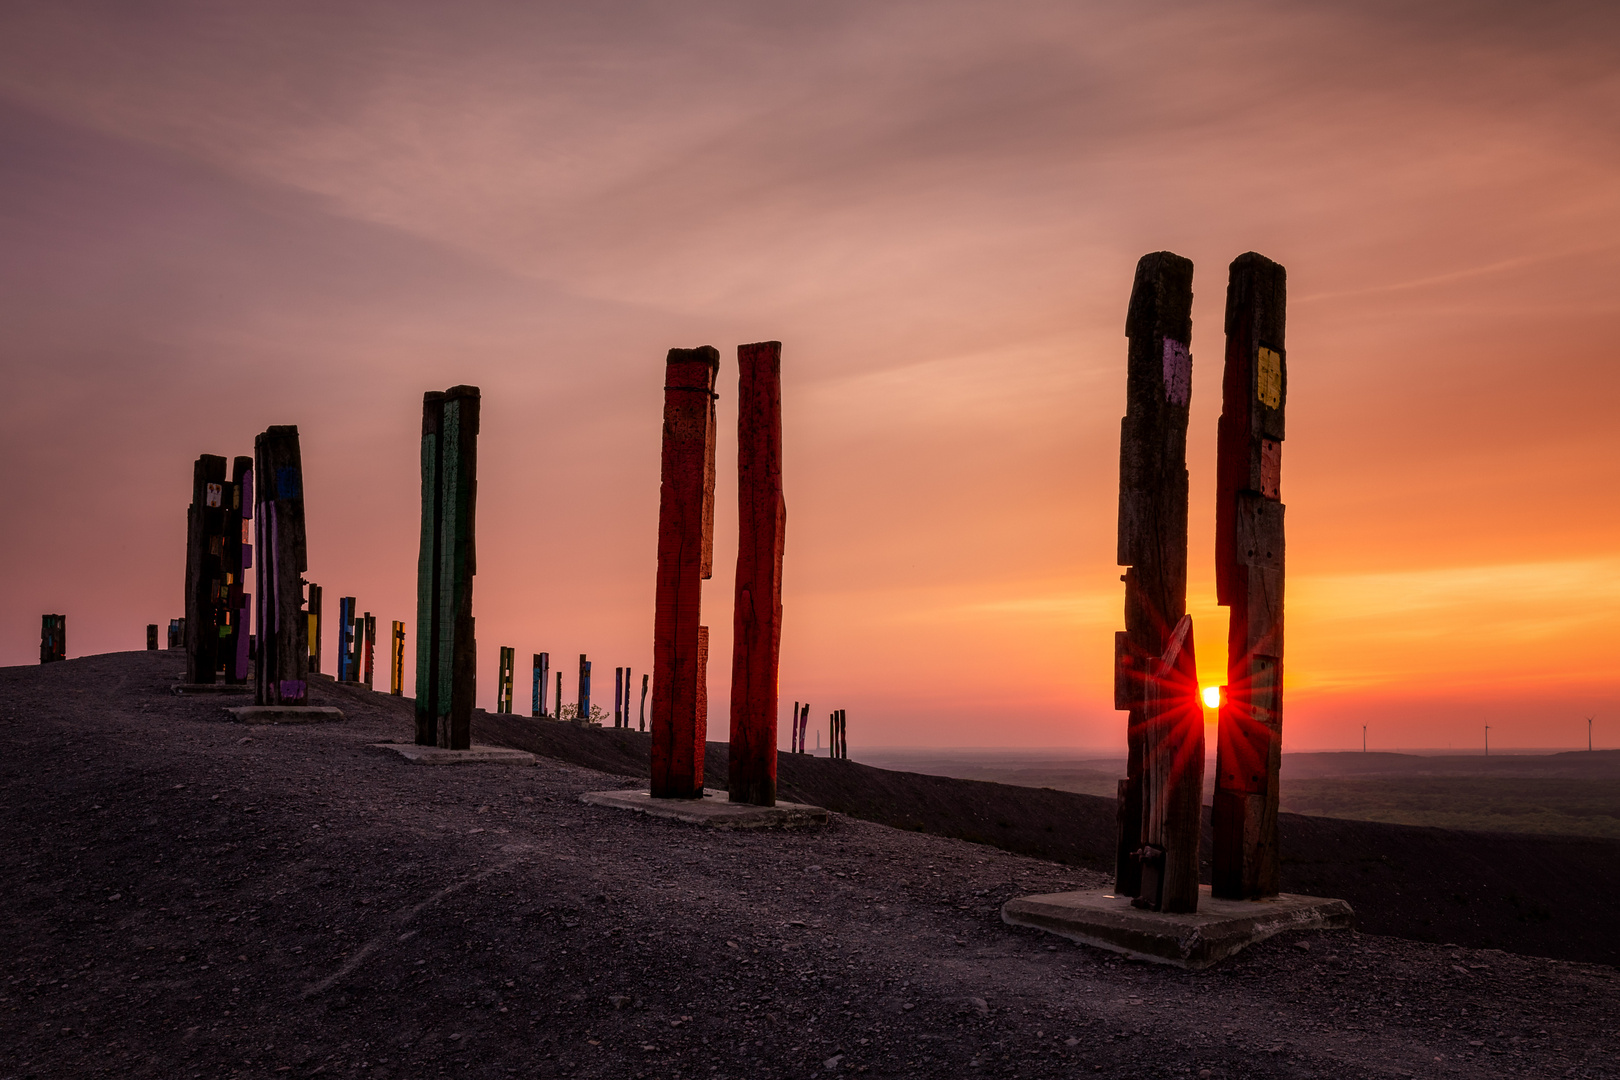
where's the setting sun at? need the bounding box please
[1202,686,1222,710]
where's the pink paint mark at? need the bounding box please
[1162,338,1191,407]
[279,679,306,701]
[1260,439,1281,500]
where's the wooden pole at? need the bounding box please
[391,621,405,695]
[624,666,632,727]
[615,666,625,727]
[338,597,357,682]
[146,624,159,650]
[576,654,592,724]
[184,454,228,684]
[307,584,322,674]
[414,386,480,749]
[39,615,65,663]
[498,646,515,713]
[729,340,787,805]
[1114,251,1195,899]
[223,456,252,683]
[532,652,549,717]
[1134,614,1204,912]
[1212,252,1287,900]
[252,426,309,707]
[651,346,719,798]
[362,614,376,689]
[639,673,648,732]
[790,701,800,754]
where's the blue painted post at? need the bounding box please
[532,652,549,717]
[338,596,357,682]
[577,654,592,725]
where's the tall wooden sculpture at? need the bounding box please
[253,426,309,706]
[40,615,65,663]
[391,621,406,695]
[532,652,549,717]
[1213,253,1288,899]
[224,456,252,683]
[1114,252,1203,911]
[184,454,229,684]
[338,596,358,682]
[498,647,515,713]
[415,386,480,749]
[729,340,787,806]
[651,346,719,798]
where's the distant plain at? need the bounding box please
[856,748,1620,840]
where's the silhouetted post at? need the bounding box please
[555,670,563,722]
[253,426,310,707]
[1113,251,1195,900]
[790,701,800,753]
[799,703,810,753]
[414,386,480,749]
[391,621,405,695]
[40,615,65,663]
[651,346,719,798]
[498,647,515,713]
[362,614,376,688]
[222,456,253,683]
[577,653,592,725]
[168,619,183,649]
[1134,614,1204,912]
[532,652,549,717]
[338,597,357,682]
[624,666,633,727]
[728,340,787,805]
[146,624,159,650]
[307,584,323,674]
[615,667,625,727]
[639,673,649,731]
[185,454,229,684]
[1212,252,1287,901]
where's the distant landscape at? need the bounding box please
[856,748,1620,840]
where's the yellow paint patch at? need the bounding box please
[1257,347,1282,408]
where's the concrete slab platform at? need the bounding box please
[1001,886,1353,969]
[372,743,536,765]
[172,683,252,695]
[580,788,829,828]
[225,706,346,724]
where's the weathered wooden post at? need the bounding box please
[184,454,228,683]
[362,614,376,688]
[167,619,183,649]
[414,386,480,749]
[498,646,515,713]
[1113,251,1196,902]
[728,340,787,805]
[614,666,625,727]
[1134,613,1204,912]
[1212,252,1288,900]
[799,703,810,753]
[624,666,633,727]
[307,583,323,674]
[337,597,357,682]
[40,615,65,663]
[639,673,649,731]
[146,624,159,650]
[253,425,310,707]
[651,346,719,798]
[222,456,253,683]
[532,652,549,717]
[390,621,405,695]
[577,654,592,724]
[790,701,800,753]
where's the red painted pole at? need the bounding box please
[728,341,786,806]
[651,346,719,798]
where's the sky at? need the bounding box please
[1,0,1617,751]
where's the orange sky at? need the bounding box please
[1,1,1616,750]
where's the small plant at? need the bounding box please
[554,703,609,725]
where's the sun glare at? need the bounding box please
[1201,686,1222,709]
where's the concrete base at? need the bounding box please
[580,788,829,828]
[226,706,346,724]
[372,743,536,765]
[172,683,252,695]
[1001,886,1353,969]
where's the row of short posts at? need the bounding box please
[829,709,848,759]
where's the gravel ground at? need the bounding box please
[2,650,1617,1080]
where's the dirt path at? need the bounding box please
[2,651,1616,1079]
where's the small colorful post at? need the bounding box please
[532,652,549,717]
[167,619,183,649]
[362,614,376,689]
[40,615,65,663]
[337,597,357,682]
[577,654,592,725]
[498,646,515,713]
[390,621,405,695]
[307,583,323,674]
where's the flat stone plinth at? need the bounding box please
[580,789,829,828]
[372,743,536,765]
[172,683,252,695]
[226,706,345,724]
[1002,886,1353,969]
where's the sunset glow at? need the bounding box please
[1202,687,1222,711]
[0,2,1616,752]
